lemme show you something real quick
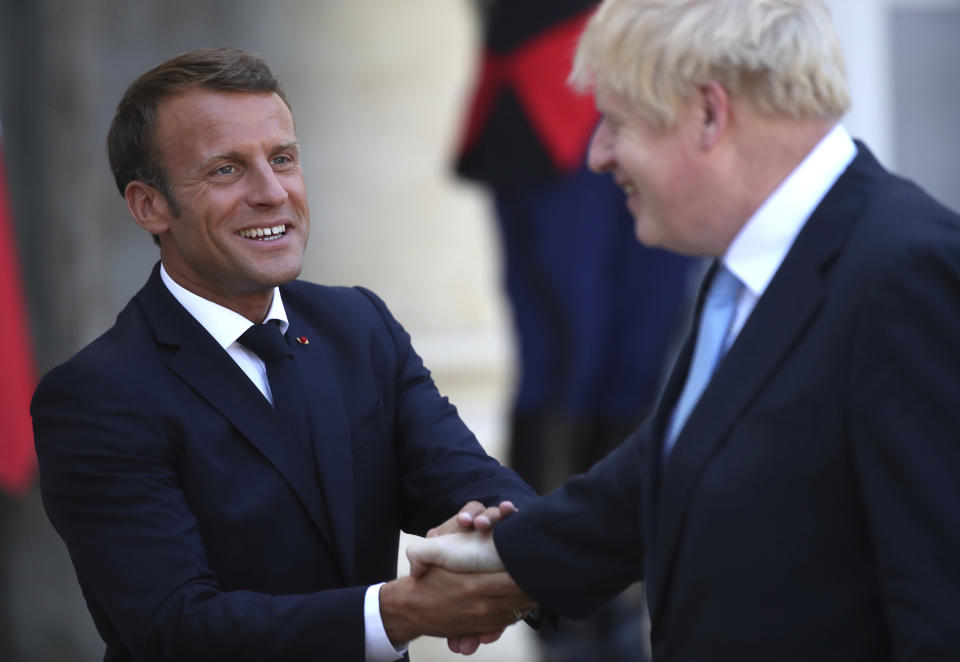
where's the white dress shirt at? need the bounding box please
[159,265,404,661]
[720,123,857,348]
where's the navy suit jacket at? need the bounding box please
[494,143,960,661]
[32,267,536,661]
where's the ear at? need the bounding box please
[698,80,730,149]
[124,181,172,236]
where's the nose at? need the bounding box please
[248,162,289,207]
[587,121,613,174]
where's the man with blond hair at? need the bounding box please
[409,1,960,659]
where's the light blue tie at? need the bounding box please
[664,264,743,456]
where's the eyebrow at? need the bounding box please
[274,141,300,155]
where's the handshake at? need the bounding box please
[380,500,535,656]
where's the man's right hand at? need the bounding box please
[406,528,522,655]
[389,500,525,654]
[378,565,533,651]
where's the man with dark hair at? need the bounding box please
[32,48,535,661]
[107,48,286,218]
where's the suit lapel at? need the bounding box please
[646,144,882,616]
[135,266,339,559]
[285,304,357,585]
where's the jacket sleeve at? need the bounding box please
[493,426,646,619]
[355,286,538,535]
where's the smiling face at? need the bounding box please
[134,87,309,319]
[588,85,715,255]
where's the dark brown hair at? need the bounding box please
[107,48,290,219]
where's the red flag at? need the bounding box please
[0,122,37,496]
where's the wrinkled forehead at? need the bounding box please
[153,89,297,166]
[156,87,293,128]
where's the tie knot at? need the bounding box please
[238,321,292,362]
[708,265,742,308]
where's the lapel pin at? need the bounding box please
[296,336,309,345]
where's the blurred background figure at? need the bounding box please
[453,1,693,659]
[456,0,693,502]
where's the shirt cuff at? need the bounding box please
[364,583,407,662]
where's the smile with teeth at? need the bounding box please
[237,224,287,241]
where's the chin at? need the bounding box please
[633,221,654,247]
[277,266,303,286]
[258,262,303,289]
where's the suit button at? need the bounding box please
[652,641,669,661]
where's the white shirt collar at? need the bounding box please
[159,263,289,349]
[723,123,857,297]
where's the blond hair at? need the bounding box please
[571,0,850,130]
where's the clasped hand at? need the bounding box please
[404,500,532,655]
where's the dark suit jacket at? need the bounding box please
[32,266,536,661]
[494,143,960,661]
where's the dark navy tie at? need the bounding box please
[238,321,312,452]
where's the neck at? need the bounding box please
[712,111,836,252]
[162,264,274,324]
[738,114,835,211]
